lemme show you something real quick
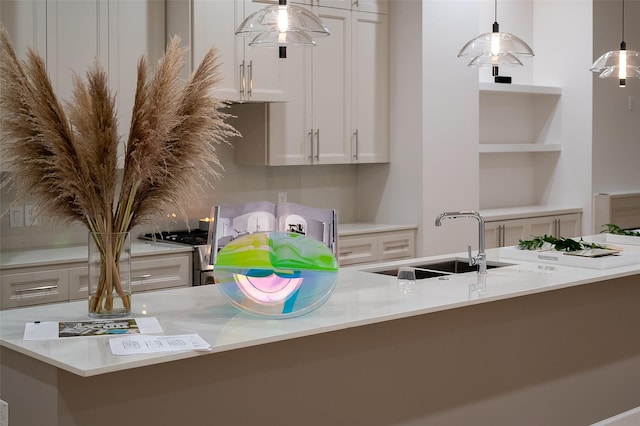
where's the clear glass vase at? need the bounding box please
[88,232,132,318]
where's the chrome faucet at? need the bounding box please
[435,211,487,274]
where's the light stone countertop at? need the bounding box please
[2,234,640,377]
[0,240,194,270]
[337,222,418,236]
[1,224,414,269]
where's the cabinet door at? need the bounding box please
[266,7,350,165]
[191,0,287,102]
[1,269,69,309]
[46,0,109,100]
[379,231,415,261]
[0,0,47,172]
[312,7,352,164]
[351,11,389,163]
[353,0,388,14]
[108,0,165,156]
[338,235,379,265]
[267,48,313,165]
[241,0,288,101]
[527,216,556,238]
[192,0,242,100]
[557,213,582,238]
[484,222,501,249]
[0,0,46,57]
[291,0,352,10]
[501,218,531,247]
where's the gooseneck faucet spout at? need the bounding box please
[435,211,487,274]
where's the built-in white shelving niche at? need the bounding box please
[479,83,562,211]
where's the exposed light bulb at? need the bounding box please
[490,32,500,57]
[277,5,288,32]
[619,48,627,87]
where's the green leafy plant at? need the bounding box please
[518,235,606,252]
[600,224,640,237]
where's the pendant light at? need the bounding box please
[590,0,640,87]
[235,0,330,59]
[458,0,534,78]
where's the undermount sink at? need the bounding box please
[370,258,512,279]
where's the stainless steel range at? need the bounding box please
[140,230,214,286]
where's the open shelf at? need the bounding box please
[479,144,562,153]
[479,82,562,96]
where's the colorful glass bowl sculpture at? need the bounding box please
[213,231,339,318]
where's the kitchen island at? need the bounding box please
[2,238,640,425]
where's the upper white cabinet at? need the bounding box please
[293,0,388,14]
[239,7,352,165]
[351,11,389,163]
[234,6,389,166]
[306,6,353,165]
[169,0,287,102]
[0,0,165,164]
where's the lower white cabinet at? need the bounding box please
[1,268,70,309]
[1,252,191,309]
[594,192,640,231]
[339,229,416,266]
[68,254,191,301]
[485,212,582,249]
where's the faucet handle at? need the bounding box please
[467,245,474,266]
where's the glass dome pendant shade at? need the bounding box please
[458,2,534,77]
[590,0,640,87]
[235,0,330,59]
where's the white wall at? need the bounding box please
[357,0,424,249]
[592,0,640,212]
[422,0,480,256]
[359,0,481,257]
[534,0,594,232]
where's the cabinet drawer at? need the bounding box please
[68,254,191,299]
[379,231,415,261]
[130,255,190,292]
[338,236,379,266]
[1,269,69,308]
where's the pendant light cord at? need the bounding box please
[494,0,498,23]
[622,0,625,43]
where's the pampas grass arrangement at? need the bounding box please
[0,25,239,315]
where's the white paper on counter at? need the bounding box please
[109,334,212,355]
[23,317,163,340]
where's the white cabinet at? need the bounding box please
[264,7,352,165]
[351,11,389,163]
[47,0,165,139]
[234,7,389,166]
[484,212,582,249]
[292,0,352,10]
[594,192,640,231]
[1,0,165,164]
[169,0,287,102]
[479,83,562,210]
[1,267,70,309]
[339,228,415,266]
[292,0,388,14]
[1,252,192,309]
[68,254,191,301]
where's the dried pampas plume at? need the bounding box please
[0,25,239,235]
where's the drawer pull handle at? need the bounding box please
[340,251,353,256]
[133,274,152,280]
[15,285,58,294]
[385,244,408,250]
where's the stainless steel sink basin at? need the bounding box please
[370,259,512,279]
